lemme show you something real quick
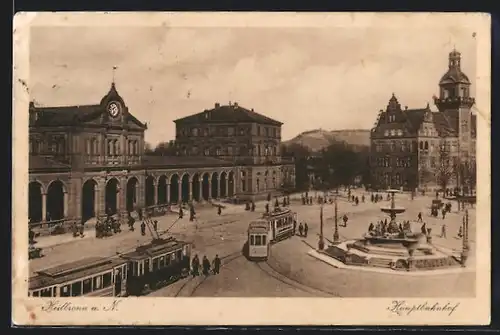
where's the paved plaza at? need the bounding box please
[30,190,476,297]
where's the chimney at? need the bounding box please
[215,102,220,108]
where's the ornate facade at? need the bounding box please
[370,50,477,191]
[28,85,295,226]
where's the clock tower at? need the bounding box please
[433,49,475,161]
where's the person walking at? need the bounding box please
[440,223,447,238]
[343,214,348,227]
[217,205,222,216]
[417,212,423,222]
[298,222,304,236]
[202,255,211,276]
[179,206,184,219]
[304,223,309,237]
[140,221,146,236]
[191,254,200,277]
[212,254,221,275]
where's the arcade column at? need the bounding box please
[225,178,228,197]
[166,183,170,204]
[42,192,47,221]
[208,180,212,200]
[178,182,182,204]
[198,180,202,202]
[154,181,158,205]
[63,191,69,218]
[189,181,193,201]
[94,186,99,217]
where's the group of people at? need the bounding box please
[244,201,256,212]
[367,218,411,236]
[191,254,221,276]
[297,222,309,237]
[95,215,121,238]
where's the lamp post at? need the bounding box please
[318,202,325,250]
[333,195,339,243]
[461,209,470,267]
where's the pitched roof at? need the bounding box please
[30,104,102,127]
[141,155,234,168]
[174,103,283,126]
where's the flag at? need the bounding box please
[113,66,118,70]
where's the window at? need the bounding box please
[250,235,255,245]
[216,147,222,156]
[153,258,159,270]
[257,127,261,136]
[71,281,82,296]
[255,235,262,246]
[228,127,234,136]
[60,284,71,297]
[32,291,40,297]
[204,148,210,156]
[171,253,176,261]
[40,287,53,297]
[192,128,199,136]
[93,276,102,290]
[176,249,182,260]
[256,179,260,192]
[83,278,92,294]
[203,128,209,137]
[103,272,112,288]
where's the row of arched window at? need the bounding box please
[180,145,279,157]
[29,137,66,155]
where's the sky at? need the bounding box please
[29,20,477,146]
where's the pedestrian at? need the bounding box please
[343,214,348,227]
[421,222,427,235]
[355,197,359,206]
[267,193,271,202]
[293,220,297,235]
[79,222,85,237]
[72,222,79,238]
[179,207,183,219]
[304,223,309,237]
[440,223,447,238]
[190,205,196,222]
[265,203,269,213]
[298,222,304,236]
[213,254,221,275]
[417,212,423,222]
[368,222,374,232]
[251,201,255,212]
[442,209,446,220]
[282,197,287,207]
[191,254,200,277]
[141,221,146,236]
[202,255,211,276]
[371,194,374,203]
[458,226,463,238]
[218,205,222,216]
[362,195,365,203]
[29,227,35,244]
[275,198,279,208]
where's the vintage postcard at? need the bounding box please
[12,12,491,326]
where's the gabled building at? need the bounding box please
[369,50,476,191]
[28,84,295,228]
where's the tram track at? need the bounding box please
[253,258,342,297]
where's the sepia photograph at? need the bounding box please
[12,12,491,326]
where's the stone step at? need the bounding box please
[367,257,393,268]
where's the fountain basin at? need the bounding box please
[380,206,406,214]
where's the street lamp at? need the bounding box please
[461,209,470,267]
[318,202,325,250]
[333,195,339,243]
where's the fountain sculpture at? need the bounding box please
[321,189,462,271]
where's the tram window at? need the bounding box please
[165,255,171,266]
[32,291,40,297]
[262,235,267,245]
[250,235,255,245]
[83,278,92,294]
[176,250,182,260]
[159,256,164,268]
[103,273,112,288]
[40,287,53,297]
[93,276,102,290]
[60,284,71,297]
[255,235,262,246]
[71,281,82,297]
[171,253,176,262]
[153,258,159,270]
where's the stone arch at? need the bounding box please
[46,180,65,221]
[181,173,190,203]
[126,177,139,212]
[82,178,98,222]
[424,141,429,150]
[202,172,210,200]
[192,173,201,201]
[220,171,227,198]
[211,172,219,199]
[228,171,235,197]
[170,174,179,204]
[157,175,168,205]
[145,175,156,207]
[105,178,120,215]
[28,181,43,223]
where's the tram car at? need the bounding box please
[29,257,129,297]
[262,207,297,243]
[120,237,191,295]
[247,220,271,261]
[28,237,192,297]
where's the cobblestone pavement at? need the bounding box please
[30,191,476,297]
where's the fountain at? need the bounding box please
[318,189,462,272]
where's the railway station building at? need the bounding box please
[28,83,295,226]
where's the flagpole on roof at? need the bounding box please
[112,66,118,84]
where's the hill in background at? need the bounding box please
[283,128,371,152]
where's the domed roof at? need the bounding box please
[439,49,471,85]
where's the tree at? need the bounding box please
[435,141,454,192]
[145,140,178,156]
[453,156,476,195]
[280,143,312,191]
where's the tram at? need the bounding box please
[263,207,297,243]
[28,237,192,297]
[247,220,271,261]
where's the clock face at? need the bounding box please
[108,102,120,118]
